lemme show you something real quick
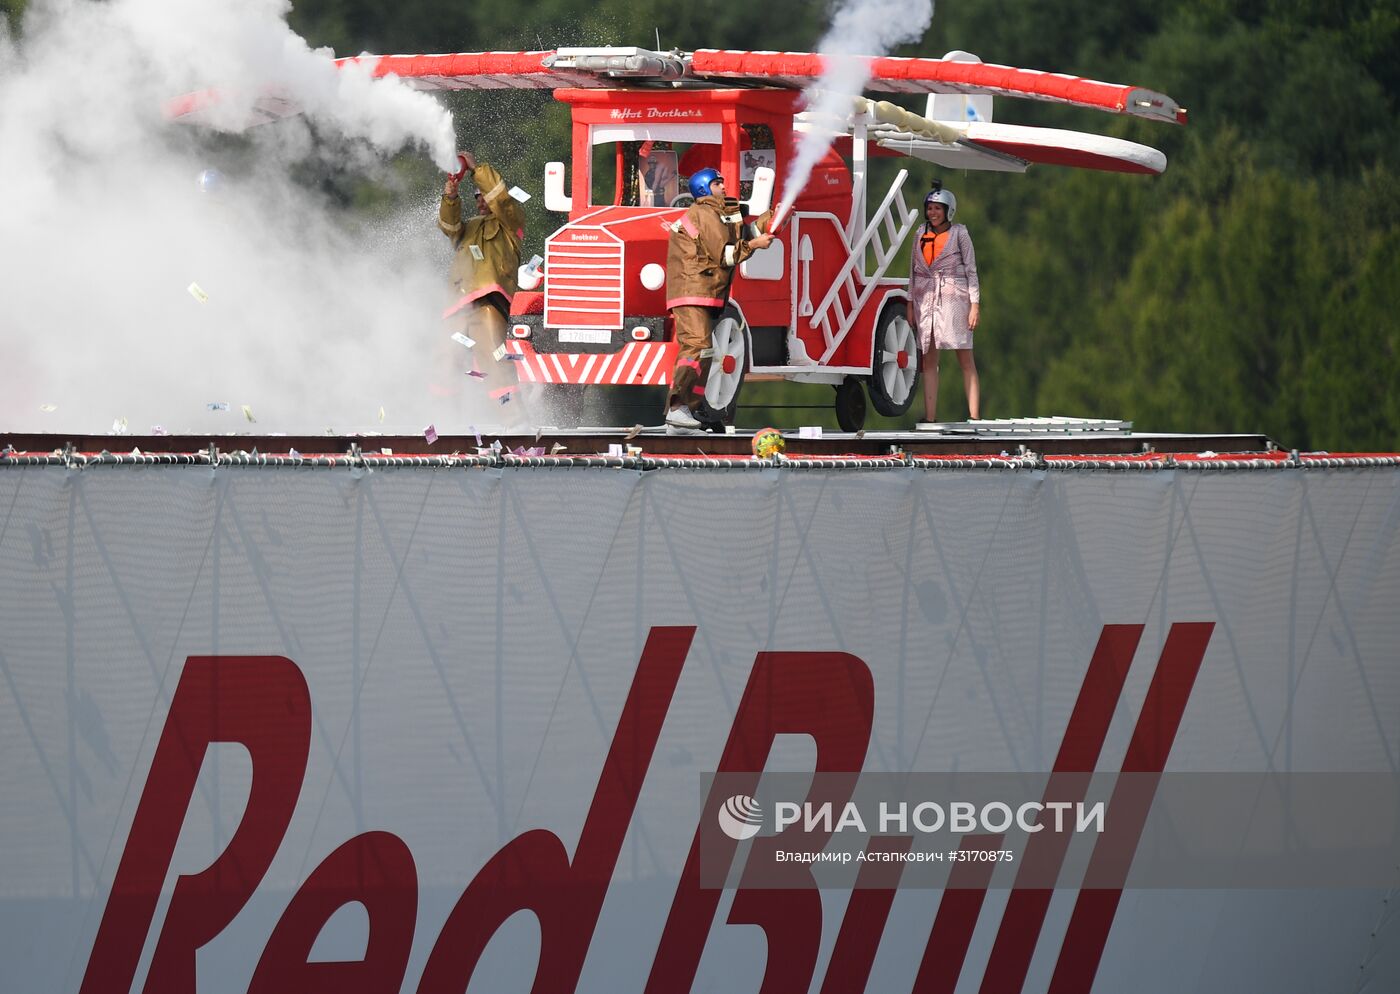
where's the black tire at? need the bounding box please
[867,301,921,418]
[834,377,867,431]
[697,303,747,427]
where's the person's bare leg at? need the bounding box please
[922,350,940,422]
[957,349,980,420]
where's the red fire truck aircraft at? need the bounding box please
[177,47,1186,429]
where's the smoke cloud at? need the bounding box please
[774,0,935,227]
[0,0,510,436]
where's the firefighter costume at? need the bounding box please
[665,169,772,429]
[439,159,525,408]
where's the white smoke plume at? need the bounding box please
[773,0,935,228]
[0,0,511,436]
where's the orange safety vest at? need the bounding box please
[919,227,951,266]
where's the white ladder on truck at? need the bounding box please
[809,169,919,365]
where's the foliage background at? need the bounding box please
[6,0,1396,447]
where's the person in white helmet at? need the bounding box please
[907,182,981,423]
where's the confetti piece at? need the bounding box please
[289,448,302,459]
[466,369,487,379]
[468,244,485,261]
[498,392,512,405]
[623,424,643,441]
[378,406,386,423]
[111,417,128,434]
[451,332,476,349]
[151,425,169,436]
[626,445,643,457]
[492,344,507,362]
[798,426,822,439]
[242,404,256,423]
[471,425,483,446]
[508,185,531,203]
[187,282,209,303]
[39,403,57,413]
[550,443,567,454]
[854,430,866,439]
[502,353,524,362]
[424,424,438,444]
[608,443,623,457]
[207,401,229,411]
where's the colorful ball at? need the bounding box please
[752,427,785,459]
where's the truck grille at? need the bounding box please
[544,239,624,330]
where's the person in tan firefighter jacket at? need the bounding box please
[440,150,526,411]
[665,167,774,434]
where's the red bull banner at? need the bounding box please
[1,462,1397,993]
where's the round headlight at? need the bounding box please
[639,263,665,291]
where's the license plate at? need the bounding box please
[558,328,613,344]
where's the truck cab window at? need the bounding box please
[592,140,696,207]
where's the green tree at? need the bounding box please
[2,0,26,34]
[1299,167,1400,449]
[1037,138,1334,443]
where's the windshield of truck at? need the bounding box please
[591,139,704,208]
[588,124,778,209]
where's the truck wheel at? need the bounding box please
[867,301,920,418]
[698,304,747,427]
[834,377,867,431]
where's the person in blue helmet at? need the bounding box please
[663,167,774,433]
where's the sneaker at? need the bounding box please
[665,423,707,436]
[665,406,703,430]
